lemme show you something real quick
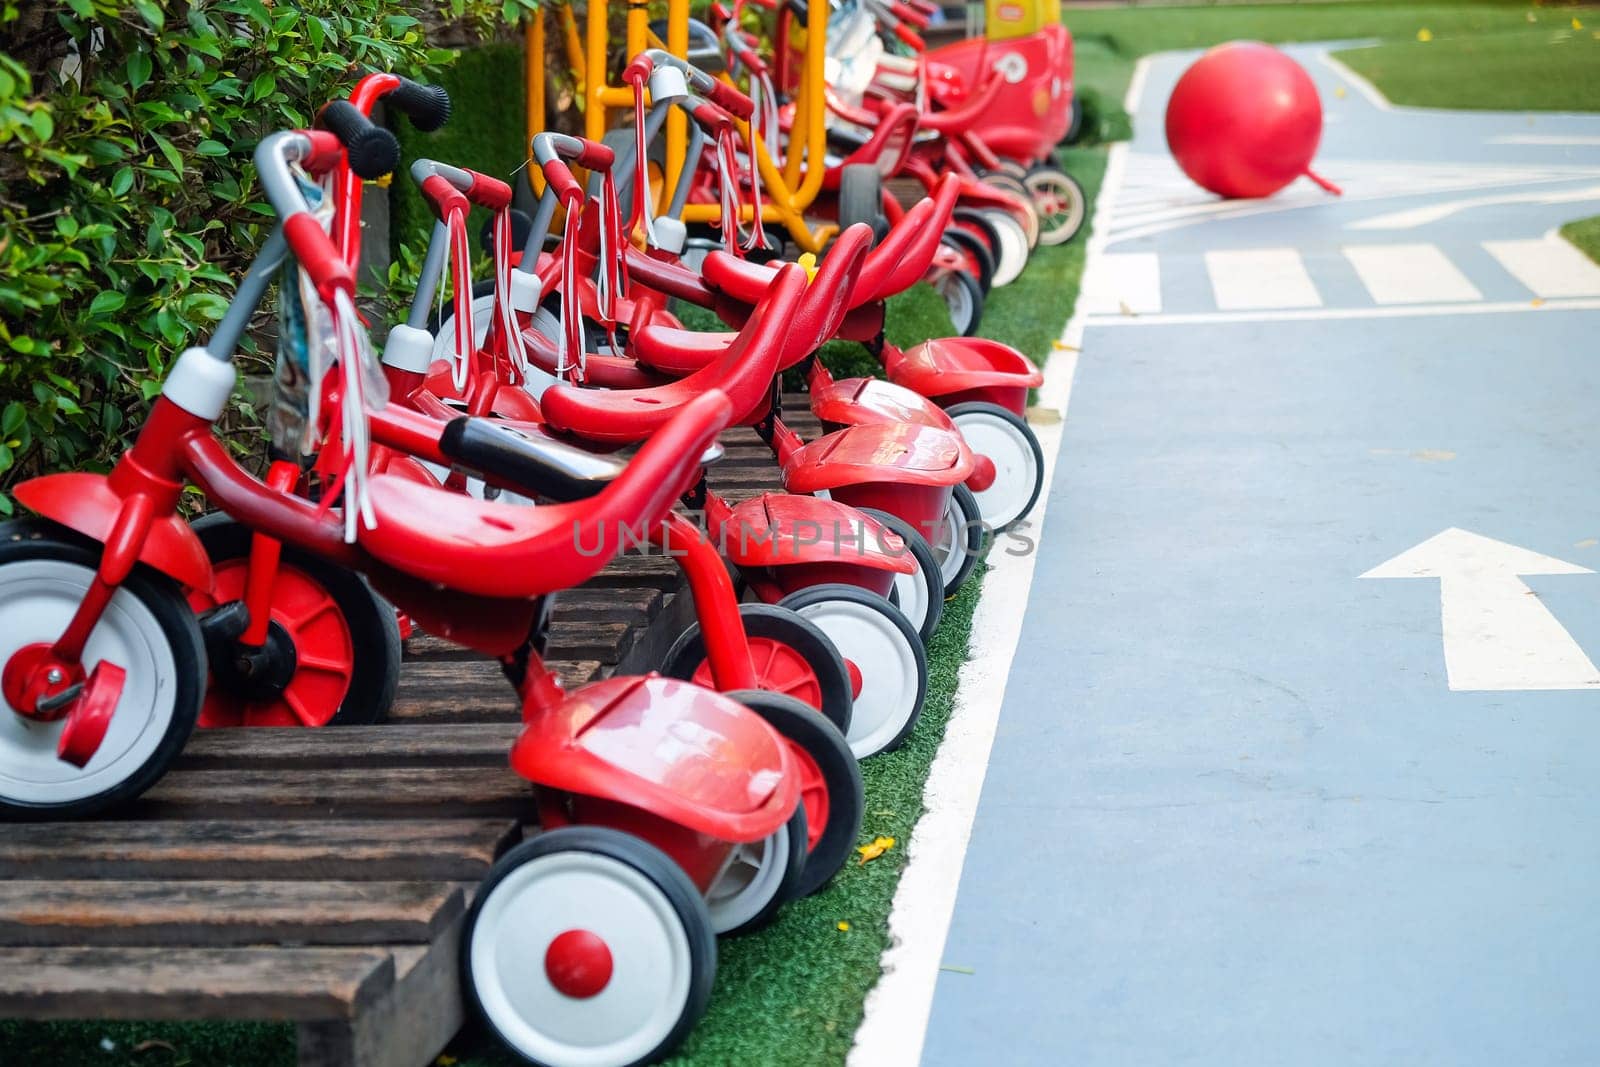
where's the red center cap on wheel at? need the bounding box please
[544,929,614,999]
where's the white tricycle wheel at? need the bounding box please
[705,804,806,937]
[947,402,1046,532]
[465,826,716,1067]
[776,584,928,760]
[0,521,202,819]
[983,209,1031,288]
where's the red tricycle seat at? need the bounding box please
[358,392,732,597]
[721,492,916,574]
[781,422,974,495]
[510,674,798,843]
[541,265,809,444]
[886,337,1043,416]
[809,375,955,432]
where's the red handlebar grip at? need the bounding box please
[467,171,514,211]
[690,99,735,132]
[706,78,755,120]
[893,2,931,28]
[283,213,355,298]
[573,140,615,170]
[891,22,925,50]
[542,161,583,203]
[622,55,652,85]
[301,130,345,175]
[419,174,470,219]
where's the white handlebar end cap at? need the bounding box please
[651,217,688,255]
[649,66,690,103]
[162,347,237,421]
[381,324,436,374]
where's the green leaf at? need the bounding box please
[149,132,183,174]
[0,495,13,518]
[1,402,24,437]
[131,0,165,29]
[127,51,153,91]
[29,108,53,141]
[0,442,12,473]
[249,71,277,102]
[89,291,126,316]
[194,139,228,156]
[8,336,38,355]
[110,166,134,196]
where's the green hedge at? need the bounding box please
[389,41,531,271]
[0,0,531,514]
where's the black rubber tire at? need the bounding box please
[659,603,853,735]
[932,266,984,338]
[935,483,986,597]
[940,226,995,295]
[1063,95,1084,145]
[708,801,807,936]
[945,401,1046,532]
[427,276,497,336]
[987,160,1031,183]
[728,688,865,899]
[950,207,1003,265]
[192,515,401,726]
[1025,164,1087,247]
[462,825,716,1067]
[857,507,943,644]
[979,168,1031,204]
[777,583,928,759]
[839,163,885,243]
[0,518,204,820]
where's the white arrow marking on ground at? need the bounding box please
[1362,528,1600,691]
[1348,184,1600,230]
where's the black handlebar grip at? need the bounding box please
[786,0,808,20]
[389,77,452,133]
[317,100,401,179]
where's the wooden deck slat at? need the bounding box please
[0,946,397,1021]
[131,766,530,820]
[0,820,518,882]
[177,724,520,769]
[0,881,463,948]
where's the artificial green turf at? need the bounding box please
[390,42,532,262]
[1563,215,1600,263]
[1066,2,1600,136]
[1335,24,1600,111]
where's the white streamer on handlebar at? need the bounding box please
[491,205,530,381]
[446,203,474,392]
[596,169,626,352]
[330,286,378,540]
[715,125,745,258]
[631,77,659,247]
[556,202,585,384]
[723,25,775,254]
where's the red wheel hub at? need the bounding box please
[784,740,830,854]
[544,928,614,998]
[967,454,997,493]
[690,637,823,709]
[191,561,355,728]
[845,660,864,700]
[2,643,84,722]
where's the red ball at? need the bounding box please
[1164,41,1325,199]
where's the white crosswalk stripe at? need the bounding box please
[1204,248,1322,310]
[1484,236,1600,298]
[1344,243,1482,305]
[1082,252,1162,316]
